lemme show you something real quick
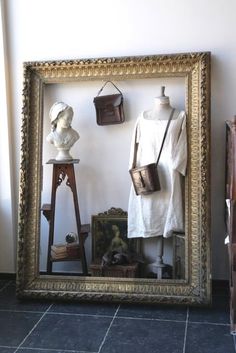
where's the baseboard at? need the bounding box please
[212,279,229,288]
[0,273,16,280]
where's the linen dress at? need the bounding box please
[128,110,187,239]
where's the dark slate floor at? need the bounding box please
[0,279,235,353]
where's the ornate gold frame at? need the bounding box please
[17,52,211,304]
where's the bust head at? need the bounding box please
[49,102,74,131]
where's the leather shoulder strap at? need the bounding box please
[96,81,122,96]
[156,108,175,166]
[131,122,139,169]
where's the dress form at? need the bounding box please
[128,86,187,279]
[146,86,177,279]
[147,86,177,120]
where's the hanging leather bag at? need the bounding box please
[129,109,175,195]
[93,81,125,125]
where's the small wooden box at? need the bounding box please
[89,260,139,278]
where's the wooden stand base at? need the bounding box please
[89,260,139,278]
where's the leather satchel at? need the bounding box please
[93,81,125,125]
[129,109,175,195]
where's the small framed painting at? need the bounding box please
[91,207,140,262]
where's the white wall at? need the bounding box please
[0,1,15,272]
[39,78,185,273]
[2,0,236,278]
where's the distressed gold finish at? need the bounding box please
[17,53,211,304]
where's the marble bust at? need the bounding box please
[46,102,79,161]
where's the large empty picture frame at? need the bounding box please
[17,52,211,304]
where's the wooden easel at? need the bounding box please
[42,159,89,275]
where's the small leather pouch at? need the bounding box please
[129,163,161,195]
[93,81,125,125]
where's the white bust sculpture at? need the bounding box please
[46,102,79,161]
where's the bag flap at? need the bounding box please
[93,94,123,108]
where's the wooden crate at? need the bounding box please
[89,261,139,278]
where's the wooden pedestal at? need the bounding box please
[42,159,88,276]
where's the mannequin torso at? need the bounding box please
[144,96,179,121]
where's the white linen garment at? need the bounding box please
[128,111,187,238]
